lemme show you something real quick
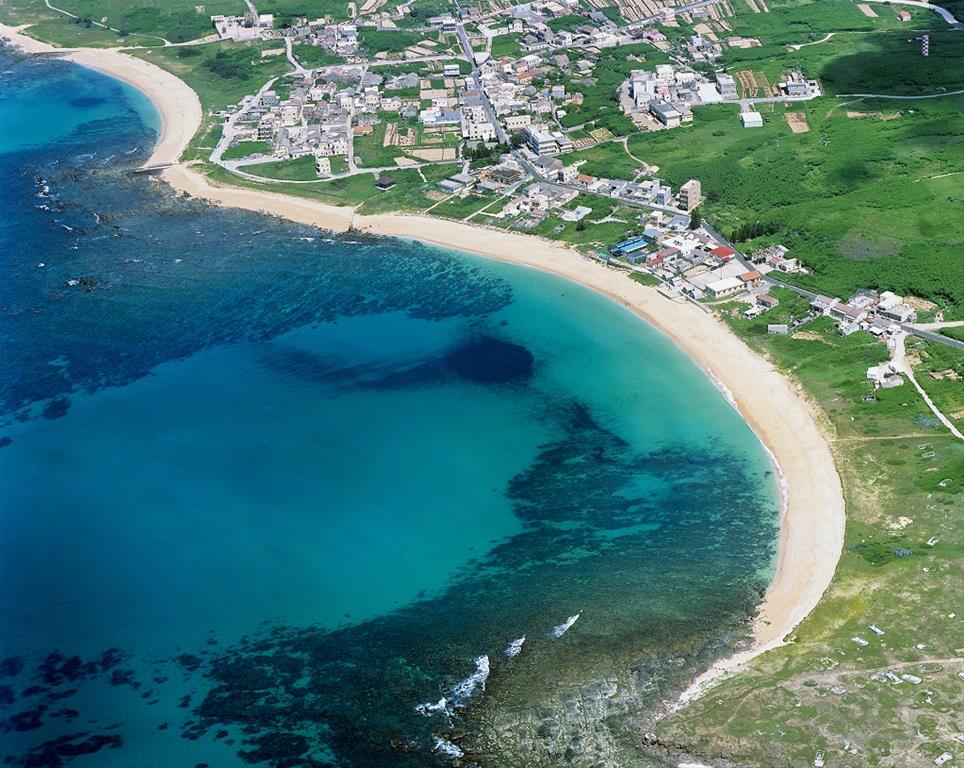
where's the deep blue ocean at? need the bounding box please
[0,48,780,768]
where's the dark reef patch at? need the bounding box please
[443,337,534,384]
[40,399,70,421]
[19,731,122,768]
[0,657,24,678]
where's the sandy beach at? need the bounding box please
[1,26,846,702]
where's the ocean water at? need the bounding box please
[0,49,780,768]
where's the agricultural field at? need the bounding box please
[653,306,964,768]
[626,96,964,311]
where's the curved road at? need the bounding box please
[838,88,964,99]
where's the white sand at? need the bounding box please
[1,27,847,703]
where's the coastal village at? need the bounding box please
[202,0,960,429]
[208,0,821,212]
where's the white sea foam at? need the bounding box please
[433,736,464,759]
[415,697,448,716]
[549,612,581,639]
[505,635,526,658]
[451,655,490,704]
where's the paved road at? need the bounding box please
[837,88,964,100]
[903,325,964,352]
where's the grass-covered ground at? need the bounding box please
[243,154,319,180]
[0,0,243,44]
[131,41,290,110]
[222,140,272,160]
[490,33,521,59]
[566,140,641,180]
[650,301,964,768]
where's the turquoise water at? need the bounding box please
[0,49,780,767]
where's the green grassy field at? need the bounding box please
[243,154,319,180]
[357,27,428,55]
[546,13,590,32]
[939,326,964,343]
[490,33,521,59]
[291,43,342,68]
[566,140,641,180]
[4,0,244,43]
[353,123,405,168]
[221,139,272,160]
[725,29,964,97]
[651,297,964,768]
[910,337,964,432]
[131,41,290,110]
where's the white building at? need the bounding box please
[740,111,763,128]
[211,13,274,41]
[706,276,744,298]
[524,124,558,156]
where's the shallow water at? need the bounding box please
[0,49,780,767]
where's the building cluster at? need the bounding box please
[211,12,274,42]
[808,289,917,337]
[477,0,622,53]
[623,65,820,131]
[225,66,426,172]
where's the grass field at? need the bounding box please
[131,41,290,111]
[652,299,964,768]
[910,337,964,432]
[490,33,521,59]
[565,140,641,180]
[243,154,320,180]
[725,30,964,97]
[7,0,243,43]
[204,161,453,213]
[222,140,272,160]
[291,43,342,68]
[357,27,428,56]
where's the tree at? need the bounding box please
[688,206,702,230]
[510,130,526,149]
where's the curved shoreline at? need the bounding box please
[0,26,846,705]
